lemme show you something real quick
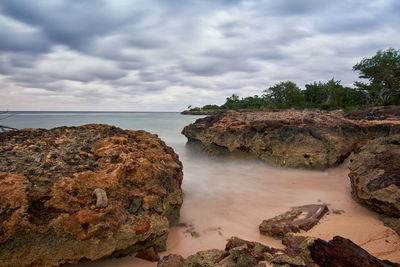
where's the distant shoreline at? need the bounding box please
[5,111,182,114]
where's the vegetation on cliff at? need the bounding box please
[186,48,400,113]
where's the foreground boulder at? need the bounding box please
[0,124,183,266]
[158,235,398,267]
[159,236,314,267]
[259,204,328,238]
[182,109,400,169]
[349,134,400,234]
[309,236,399,267]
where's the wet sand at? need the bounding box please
[74,150,400,267]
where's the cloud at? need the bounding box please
[0,15,50,53]
[0,0,399,111]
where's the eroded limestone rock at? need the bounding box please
[349,135,400,217]
[182,109,400,169]
[349,134,400,235]
[0,124,183,266]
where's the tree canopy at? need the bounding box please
[187,48,399,112]
[353,48,400,104]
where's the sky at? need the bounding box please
[0,0,399,111]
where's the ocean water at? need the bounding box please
[2,112,399,265]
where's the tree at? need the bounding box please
[342,86,368,106]
[324,79,345,107]
[304,81,329,107]
[353,48,400,104]
[304,79,368,109]
[202,104,220,110]
[221,94,241,109]
[236,95,268,109]
[263,81,304,108]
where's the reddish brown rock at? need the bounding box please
[157,254,185,267]
[173,235,397,267]
[0,124,183,266]
[309,236,399,267]
[135,220,151,235]
[182,109,400,169]
[259,204,328,238]
[136,247,160,262]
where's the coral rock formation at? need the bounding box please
[0,124,183,266]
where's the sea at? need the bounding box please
[1,111,397,266]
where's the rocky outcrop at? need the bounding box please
[167,236,314,267]
[259,204,328,238]
[309,236,399,267]
[349,134,400,234]
[0,124,183,266]
[158,235,398,267]
[345,105,400,120]
[181,109,400,169]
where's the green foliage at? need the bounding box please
[188,48,399,111]
[239,95,269,109]
[202,104,220,110]
[263,81,304,108]
[304,81,329,107]
[221,94,241,109]
[304,79,368,109]
[353,48,400,105]
[342,86,368,106]
[220,94,270,110]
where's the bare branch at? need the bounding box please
[0,125,17,132]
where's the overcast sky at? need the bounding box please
[0,0,399,111]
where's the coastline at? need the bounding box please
[1,110,399,266]
[71,159,400,266]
